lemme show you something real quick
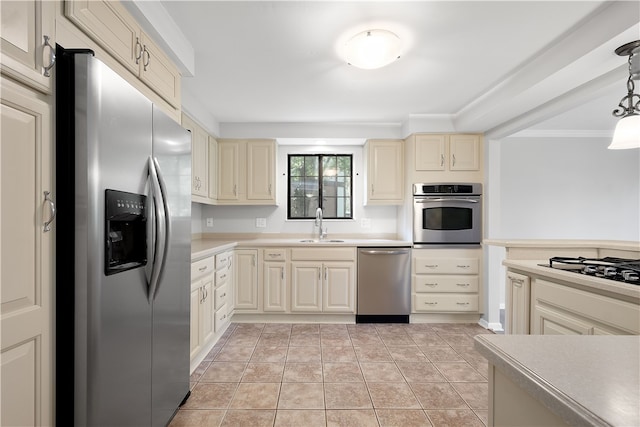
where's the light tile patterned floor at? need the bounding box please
[170,323,493,427]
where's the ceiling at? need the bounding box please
[149,1,639,139]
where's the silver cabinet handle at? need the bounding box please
[281,268,284,280]
[43,35,55,77]
[371,184,374,195]
[233,184,237,196]
[199,265,208,272]
[456,283,470,287]
[43,191,56,232]
[269,183,272,195]
[425,302,438,305]
[452,154,456,166]
[425,283,438,287]
[457,265,471,269]
[424,264,438,268]
[440,153,444,167]
[456,302,470,305]
[135,37,143,64]
[220,274,226,280]
[142,45,150,71]
[252,254,256,266]
[318,267,321,280]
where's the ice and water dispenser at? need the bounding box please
[104,189,147,275]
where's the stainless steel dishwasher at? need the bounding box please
[357,247,411,323]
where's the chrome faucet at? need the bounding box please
[315,207,327,240]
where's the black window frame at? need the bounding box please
[287,154,353,220]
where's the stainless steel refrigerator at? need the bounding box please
[56,48,191,426]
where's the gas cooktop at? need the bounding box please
[541,257,640,285]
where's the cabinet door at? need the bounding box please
[505,272,530,334]
[264,262,286,312]
[208,137,218,200]
[182,114,209,198]
[1,0,55,93]
[1,79,53,426]
[367,140,403,204]
[234,250,258,310]
[533,306,592,335]
[449,134,480,171]
[291,263,322,312]
[65,0,139,74]
[323,262,355,313]
[189,286,201,359]
[218,141,240,200]
[414,134,446,171]
[139,32,180,108]
[201,279,215,345]
[247,140,275,201]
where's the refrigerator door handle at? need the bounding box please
[147,156,167,302]
[152,156,172,299]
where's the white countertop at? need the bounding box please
[191,237,412,260]
[484,239,640,252]
[474,335,640,427]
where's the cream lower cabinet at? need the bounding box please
[412,248,481,313]
[214,250,232,331]
[505,271,531,334]
[1,76,54,427]
[234,249,259,311]
[290,248,356,314]
[531,278,640,335]
[263,249,288,312]
[190,256,215,360]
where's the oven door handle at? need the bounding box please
[415,198,479,203]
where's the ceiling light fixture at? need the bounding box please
[608,40,640,150]
[343,29,401,70]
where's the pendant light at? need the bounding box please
[343,29,402,70]
[608,40,640,150]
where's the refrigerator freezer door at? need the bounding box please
[150,105,191,426]
[71,53,154,426]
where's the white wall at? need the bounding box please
[198,144,399,236]
[498,136,639,240]
[484,135,640,329]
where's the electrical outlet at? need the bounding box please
[361,218,371,229]
[206,217,214,227]
[256,217,267,228]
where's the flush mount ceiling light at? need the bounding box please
[343,29,401,70]
[608,40,640,150]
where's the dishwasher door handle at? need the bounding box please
[360,249,410,256]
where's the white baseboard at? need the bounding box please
[479,318,504,332]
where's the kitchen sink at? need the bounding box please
[298,239,345,243]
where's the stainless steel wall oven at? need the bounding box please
[413,183,482,246]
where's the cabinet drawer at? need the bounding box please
[216,268,230,286]
[414,275,478,293]
[215,251,232,270]
[414,294,478,312]
[264,248,287,261]
[414,258,478,274]
[215,304,230,332]
[191,256,214,280]
[215,283,229,310]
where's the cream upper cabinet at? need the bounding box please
[364,139,404,205]
[182,113,209,201]
[234,249,259,311]
[217,140,242,201]
[0,0,56,93]
[414,134,480,172]
[208,136,218,200]
[65,0,181,107]
[247,140,275,201]
[1,79,53,426]
[449,134,480,170]
[217,139,276,205]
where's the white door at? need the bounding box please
[291,263,322,312]
[264,263,286,312]
[323,262,355,312]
